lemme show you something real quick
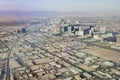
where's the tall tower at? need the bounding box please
[48,29,53,37]
[60,27,65,35]
[67,26,71,34]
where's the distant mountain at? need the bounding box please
[0,10,63,21]
[0,10,120,21]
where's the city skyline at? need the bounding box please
[0,0,120,12]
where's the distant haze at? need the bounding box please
[0,0,120,12]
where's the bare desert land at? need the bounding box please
[82,46,120,63]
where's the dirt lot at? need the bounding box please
[81,46,120,63]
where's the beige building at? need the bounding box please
[76,31,84,36]
[100,26,106,33]
[116,35,120,44]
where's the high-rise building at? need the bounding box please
[48,29,53,37]
[67,26,71,34]
[21,28,26,33]
[89,30,92,36]
[100,26,106,33]
[53,27,59,34]
[91,27,95,33]
[60,27,65,35]
[64,26,68,32]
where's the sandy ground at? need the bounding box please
[81,46,120,63]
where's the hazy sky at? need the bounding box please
[0,0,120,11]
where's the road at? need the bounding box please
[5,24,45,80]
[5,33,28,80]
[6,34,20,80]
[4,20,48,80]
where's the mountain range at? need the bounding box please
[0,10,120,21]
